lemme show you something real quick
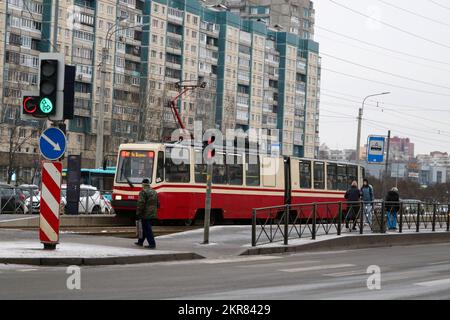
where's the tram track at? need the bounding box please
[61,226,200,238]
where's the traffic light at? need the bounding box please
[22,95,40,116]
[39,53,65,121]
[21,91,42,120]
[39,58,58,116]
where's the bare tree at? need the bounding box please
[0,7,45,184]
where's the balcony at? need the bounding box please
[294,132,303,145]
[75,0,95,10]
[200,21,220,36]
[262,104,272,113]
[236,95,249,109]
[166,37,183,55]
[297,60,306,73]
[237,72,250,84]
[296,83,306,94]
[239,31,251,44]
[168,7,184,24]
[75,73,92,82]
[236,110,249,123]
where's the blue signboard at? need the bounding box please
[39,127,67,160]
[367,136,386,164]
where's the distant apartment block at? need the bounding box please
[0,0,321,183]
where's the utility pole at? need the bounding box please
[95,17,129,168]
[383,130,391,197]
[203,135,215,245]
[203,162,213,244]
[356,92,390,162]
[95,46,108,169]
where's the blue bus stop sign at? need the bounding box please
[39,127,67,160]
[367,136,386,163]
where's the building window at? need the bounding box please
[164,147,190,183]
[299,160,311,189]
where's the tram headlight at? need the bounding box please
[115,195,122,200]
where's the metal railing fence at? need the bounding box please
[252,201,450,247]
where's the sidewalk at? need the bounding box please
[0,229,203,266]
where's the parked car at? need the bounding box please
[402,199,424,215]
[23,184,111,215]
[0,184,25,214]
[61,184,111,214]
[24,191,41,214]
[19,185,40,214]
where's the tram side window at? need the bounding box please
[337,165,347,191]
[212,153,227,184]
[361,167,366,180]
[194,150,207,183]
[314,162,325,190]
[227,155,243,185]
[327,164,337,190]
[299,161,312,189]
[246,154,260,186]
[164,147,190,183]
[156,151,164,183]
[347,166,358,186]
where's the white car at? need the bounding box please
[61,184,111,214]
[25,185,112,215]
[24,192,41,214]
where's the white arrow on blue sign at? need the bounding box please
[39,127,67,160]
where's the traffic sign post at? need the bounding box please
[39,161,62,250]
[367,135,386,164]
[39,127,67,161]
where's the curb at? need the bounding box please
[0,215,133,229]
[240,232,450,256]
[0,252,204,266]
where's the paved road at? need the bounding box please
[1,243,450,300]
[0,214,34,221]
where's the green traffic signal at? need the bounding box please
[40,97,54,114]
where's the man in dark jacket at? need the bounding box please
[345,181,361,231]
[385,187,400,230]
[135,178,158,248]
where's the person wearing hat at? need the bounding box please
[385,187,400,231]
[135,178,158,248]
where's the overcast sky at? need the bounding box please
[314,0,450,155]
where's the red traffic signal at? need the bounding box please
[22,96,40,116]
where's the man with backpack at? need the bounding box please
[361,179,374,226]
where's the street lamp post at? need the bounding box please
[356,92,390,162]
[95,17,127,169]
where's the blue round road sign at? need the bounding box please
[39,127,67,160]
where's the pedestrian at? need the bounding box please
[135,178,158,249]
[361,179,374,226]
[385,187,400,231]
[345,180,361,231]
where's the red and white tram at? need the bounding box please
[111,143,365,223]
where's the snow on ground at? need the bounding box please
[0,241,178,258]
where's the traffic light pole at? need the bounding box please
[95,47,108,169]
[203,162,213,244]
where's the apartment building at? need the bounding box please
[227,0,315,40]
[0,0,320,184]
